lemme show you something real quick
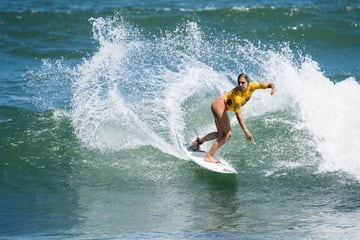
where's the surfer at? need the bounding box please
[187,73,276,163]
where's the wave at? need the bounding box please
[23,13,360,180]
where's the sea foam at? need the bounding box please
[68,15,360,179]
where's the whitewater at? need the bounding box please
[54,15,360,180]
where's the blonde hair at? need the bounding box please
[237,73,251,85]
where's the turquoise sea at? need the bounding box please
[1,1,360,239]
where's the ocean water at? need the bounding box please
[1,0,360,239]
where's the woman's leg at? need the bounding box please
[191,101,223,148]
[204,100,232,162]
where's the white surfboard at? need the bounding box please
[183,147,237,174]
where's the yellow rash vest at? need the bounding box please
[223,82,270,113]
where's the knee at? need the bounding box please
[215,132,222,139]
[217,130,232,141]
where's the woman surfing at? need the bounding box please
[186,73,276,163]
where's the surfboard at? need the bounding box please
[183,147,237,174]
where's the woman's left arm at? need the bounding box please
[268,83,276,95]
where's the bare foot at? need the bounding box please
[204,155,220,163]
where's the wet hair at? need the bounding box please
[237,73,251,85]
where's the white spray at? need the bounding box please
[69,15,360,180]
